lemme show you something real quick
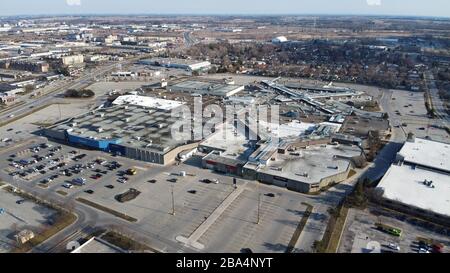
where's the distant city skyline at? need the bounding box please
[0,0,449,18]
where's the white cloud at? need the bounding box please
[366,0,382,6]
[66,0,82,6]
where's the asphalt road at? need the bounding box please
[183,32,198,47]
[425,72,450,123]
[0,55,149,123]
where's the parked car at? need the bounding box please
[201,178,219,184]
[240,248,253,253]
[72,177,86,186]
[63,183,73,189]
[387,243,400,251]
[117,178,127,184]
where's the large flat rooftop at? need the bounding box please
[140,57,209,66]
[257,144,361,184]
[112,94,185,111]
[398,138,450,173]
[200,122,255,163]
[377,164,450,218]
[169,80,244,97]
[55,104,188,153]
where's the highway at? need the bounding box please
[0,56,147,123]
[425,72,450,123]
[183,32,198,47]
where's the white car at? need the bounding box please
[418,248,430,253]
[63,183,73,189]
[387,243,400,251]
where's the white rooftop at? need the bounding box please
[71,237,125,253]
[112,95,185,111]
[200,122,254,161]
[260,120,315,139]
[258,144,361,184]
[398,138,450,172]
[377,164,450,218]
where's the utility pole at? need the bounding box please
[58,103,62,120]
[171,185,175,216]
[257,193,261,225]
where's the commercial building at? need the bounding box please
[376,137,450,225]
[200,122,257,176]
[272,36,288,43]
[43,96,199,165]
[112,94,185,111]
[0,69,32,81]
[0,59,49,73]
[198,116,358,193]
[71,237,125,253]
[139,58,211,72]
[61,54,84,66]
[0,92,16,104]
[243,143,361,193]
[0,83,23,98]
[168,80,244,97]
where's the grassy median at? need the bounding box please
[76,198,137,222]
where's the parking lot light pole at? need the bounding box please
[171,185,175,216]
[257,193,261,225]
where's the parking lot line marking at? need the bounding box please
[176,184,246,250]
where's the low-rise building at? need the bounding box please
[168,80,244,97]
[61,54,84,66]
[140,57,211,72]
[71,237,125,253]
[243,143,361,193]
[43,96,201,165]
[376,137,450,225]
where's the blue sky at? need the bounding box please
[0,0,448,18]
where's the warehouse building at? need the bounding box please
[139,57,211,72]
[43,96,199,165]
[168,80,244,97]
[112,94,185,111]
[376,137,450,225]
[0,58,49,73]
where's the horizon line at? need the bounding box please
[1,13,450,20]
